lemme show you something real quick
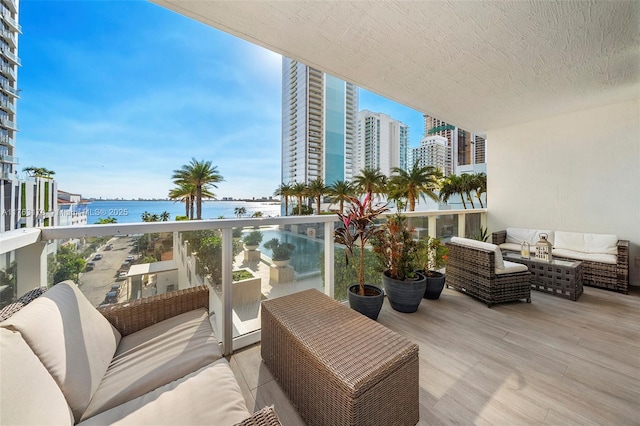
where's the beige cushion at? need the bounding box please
[506,228,555,245]
[81,308,222,420]
[495,260,530,275]
[0,328,74,426]
[1,281,121,422]
[554,231,618,255]
[78,359,250,426]
[499,242,522,252]
[450,237,505,270]
[553,248,617,265]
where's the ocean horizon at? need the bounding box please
[85,200,281,224]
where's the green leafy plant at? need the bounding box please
[232,270,255,281]
[264,238,295,261]
[242,230,264,247]
[470,226,489,242]
[416,237,448,277]
[334,191,389,295]
[371,213,419,281]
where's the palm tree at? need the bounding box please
[353,168,387,200]
[251,211,263,218]
[160,211,170,222]
[168,183,196,219]
[472,173,487,208]
[327,180,354,214]
[273,182,292,216]
[389,163,442,211]
[459,173,476,208]
[307,178,327,214]
[23,166,55,178]
[440,174,467,209]
[290,182,308,215]
[234,206,247,217]
[172,158,224,220]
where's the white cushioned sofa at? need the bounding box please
[0,281,281,425]
[492,228,629,294]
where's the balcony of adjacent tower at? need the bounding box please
[0,98,15,113]
[3,0,17,14]
[0,63,16,81]
[0,153,17,164]
[1,12,21,34]
[0,81,19,98]
[0,29,16,49]
[0,116,18,130]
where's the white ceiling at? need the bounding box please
[152,0,640,134]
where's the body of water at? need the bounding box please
[86,200,281,224]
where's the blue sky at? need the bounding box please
[17,1,424,200]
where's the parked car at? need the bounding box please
[125,255,134,261]
[116,272,128,281]
[110,283,121,295]
[104,290,118,304]
[93,254,103,260]
[85,262,95,271]
[104,244,112,251]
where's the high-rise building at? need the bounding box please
[356,110,409,176]
[423,114,487,175]
[282,57,358,187]
[0,0,21,232]
[412,135,449,173]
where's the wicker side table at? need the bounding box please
[503,252,583,301]
[261,289,419,426]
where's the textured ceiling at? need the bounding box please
[152,0,640,134]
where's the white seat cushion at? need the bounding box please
[495,260,529,275]
[82,308,223,420]
[0,328,75,426]
[554,231,618,255]
[450,237,505,269]
[1,281,121,422]
[553,249,617,265]
[78,359,250,426]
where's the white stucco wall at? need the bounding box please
[487,98,640,286]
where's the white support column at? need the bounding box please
[16,240,47,295]
[221,228,233,356]
[428,215,437,238]
[324,222,335,298]
[481,212,487,230]
[458,213,466,238]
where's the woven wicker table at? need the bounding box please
[261,289,419,426]
[503,252,584,301]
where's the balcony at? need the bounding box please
[0,48,20,66]
[0,13,22,33]
[0,82,19,98]
[0,117,17,130]
[0,153,17,163]
[0,29,16,48]
[1,211,638,425]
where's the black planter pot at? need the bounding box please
[381,271,427,313]
[424,271,446,299]
[348,284,385,320]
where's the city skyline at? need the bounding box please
[16,1,425,200]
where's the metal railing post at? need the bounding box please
[221,227,233,356]
[324,221,335,298]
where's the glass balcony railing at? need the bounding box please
[0,209,486,354]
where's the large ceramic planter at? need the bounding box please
[424,271,446,299]
[244,244,259,251]
[348,284,385,320]
[382,271,426,313]
[273,259,291,268]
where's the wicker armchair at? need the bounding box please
[446,240,531,307]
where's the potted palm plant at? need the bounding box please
[416,237,448,299]
[334,191,389,320]
[372,214,426,313]
[264,238,295,267]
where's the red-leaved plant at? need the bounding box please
[334,191,389,296]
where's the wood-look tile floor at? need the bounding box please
[228,286,640,425]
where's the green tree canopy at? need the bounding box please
[172,158,224,220]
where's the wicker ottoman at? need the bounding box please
[261,289,419,426]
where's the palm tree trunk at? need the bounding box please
[476,191,484,208]
[339,199,344,214]
[184,199,189,217]
[297,196,303,215]
[196,186,203,219]
[190,197,195,220]
[284,197,289,216]
[467,192,476,208]
[409,194,416,211]
[316,196,321,214]
[460,192,467,209]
